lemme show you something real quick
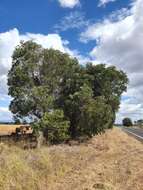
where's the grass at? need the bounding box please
[0,125,32,136]
[0,125,22,135]
[0,128,143,190]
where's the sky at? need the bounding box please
[0,0,143,123]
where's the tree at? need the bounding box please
[8,41,80,122]
[60,83,114,138]
[136,119,143,127]
[56,64,128,138]
[55,59,85,138]
[8,41,128,142]
[122,118,133,127]
[86,63,128,124]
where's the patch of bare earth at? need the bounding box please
[0,128,143,190]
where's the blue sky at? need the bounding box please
[0,0,143,122]
[0,0,131,53]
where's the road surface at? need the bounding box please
[122,127,143,142]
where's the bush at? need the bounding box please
[32,110,70,144]
[122,118,133,127]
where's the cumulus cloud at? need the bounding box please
[116,97,143,123]
[0,29,20,97]
[81,0,143,122]
[0,106,12,122]
[58,0,80,8]
[20,33,67,52]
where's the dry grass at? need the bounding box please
[0,128,143,190]
[0,125,22,135]
[0,125,32,136]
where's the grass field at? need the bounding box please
[0,125,22,135]
[0,125,32,136]
[0,128,143,190]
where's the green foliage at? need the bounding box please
[78,97,114,137]
[61,83,113,137]
[122,118,133,127]
[8,41,128,142]
[86,63,128,112]
[8,41,79,120]
[136,119,143,127]
[32,110,70,143]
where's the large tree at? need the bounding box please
[8,41,80,121]
[8,41,128,140]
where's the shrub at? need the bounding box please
[32,110,70,144]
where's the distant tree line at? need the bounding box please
[8,41,128,143]
[122,118,143,127]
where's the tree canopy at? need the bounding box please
[8,41,128,142]
[122,118,133,127]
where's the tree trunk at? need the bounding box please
[37,131,44,148]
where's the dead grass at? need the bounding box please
[0,125,22,135]
[0,128,143,190]
[0,125,32,136]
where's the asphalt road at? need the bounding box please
[122,127,143,142]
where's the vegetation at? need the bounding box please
[0,125,23,135]
[8,41,128,142]
[122,117,133,127]
[135,119,143,127]
[33,110,70,143]
[0,128,143,190]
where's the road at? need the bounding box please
[122,127,143,142]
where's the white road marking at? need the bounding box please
[123,128,143,140]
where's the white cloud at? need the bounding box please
[0,107,12,122]
[58,0,79,8]
[0,29,20,96]
[116,97,143,123]
[98,0,116,7]
[81,0,143,122]
[54,11,89,32]
[98,0,117,7]
[20,33,67,52]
